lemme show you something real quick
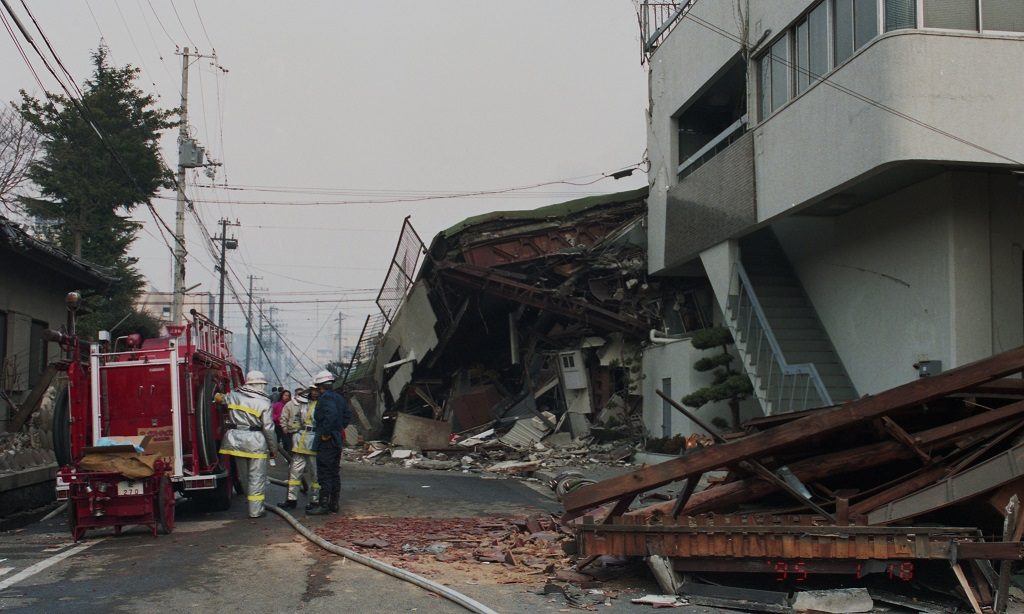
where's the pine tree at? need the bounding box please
[680,326,753,429]
[17,45,176,336]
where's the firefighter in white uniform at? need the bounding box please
[218,370,278,518]
[278,384,320,510]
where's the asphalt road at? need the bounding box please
[0,463,663,613]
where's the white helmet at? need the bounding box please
[245,370,268,385]
[314,370,335,386]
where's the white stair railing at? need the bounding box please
[729,262,833,414]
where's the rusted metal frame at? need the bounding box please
[878,416,932,463]
[579,522,977,536]
[656,389,837,522]
[670,557,905,576]
[437,264,651,335]
[563,346,1024,518]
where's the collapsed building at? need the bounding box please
[342,188,733,448]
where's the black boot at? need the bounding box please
[306,498,331,515]
[304,499,319,513]
[328,493,339,514]
[278,499,297,509]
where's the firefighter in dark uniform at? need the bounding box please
[307,370,351,515]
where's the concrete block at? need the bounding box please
[793,588,873,613]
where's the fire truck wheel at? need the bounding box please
[196,373,221,468]
[157,476,175,535]
[53,386,71,467]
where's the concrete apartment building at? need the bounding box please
[641,0,1024,435]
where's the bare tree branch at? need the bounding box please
[0,105,40,214]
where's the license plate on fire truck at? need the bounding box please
[117,480,145,496]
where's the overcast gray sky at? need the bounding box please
[1,1,648,382]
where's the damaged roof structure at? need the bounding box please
[343,187,714,448]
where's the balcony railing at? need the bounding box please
[639,1,698,56]
[677,115,747,179]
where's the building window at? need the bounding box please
[757,34,792,120]
[809,2,830,81]
[561,354,575,369]
[923,0,979,29]
[29,320,47,388]
[885,0,918,30]
[771,37,790,111]
[677,58,747,176]
[795,20,810,93]
[834,0,855,63]
[854,0,880,48]
[981,0,1024,31]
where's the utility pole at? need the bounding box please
[256,298,267,372]
[213,218,240,328]
[244,274,262,372]
[336,312,345,364]
[171,47,219,324]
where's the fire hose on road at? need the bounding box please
[266,478,499,614]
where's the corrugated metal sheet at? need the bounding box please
[499,413,554,449]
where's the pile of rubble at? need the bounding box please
[0,381,60,476]
[315,513,576,585]
[346,413,639,478]
[563,347,1024,613]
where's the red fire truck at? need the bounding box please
[52,308,243,540]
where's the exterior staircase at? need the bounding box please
[726,229,857,414]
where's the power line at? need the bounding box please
[145,0,176,47]
[0,7,43,91]
[158,165,645,206]
[191,0,214,50]
[167,0,197,50]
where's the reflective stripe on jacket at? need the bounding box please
[218,387,276,459]
[291,400,317,455]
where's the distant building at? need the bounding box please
[136,290,215,326]
[640,1,1024,434]
[0,216,113,431]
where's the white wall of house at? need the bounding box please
[641,337,759,438]
[774,171,1023,395]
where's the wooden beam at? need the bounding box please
[627,399,1024,521]
[671,476,699,519]
[951,562,984,614]
[564,346,1024,518]
[878,416,932,463]
[8,363,58,432]
[848,465,949,517]
[657,389,836,521]
[995,496,1019,613]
